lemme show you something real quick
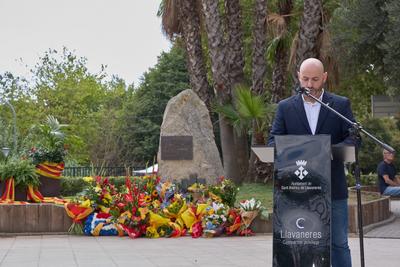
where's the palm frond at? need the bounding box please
[213,103,240,124]
[235,85,267,121]
[316,29,339,89]
[267,13,287,38]
[266,37,282,66]
[288,31,299,72]
[159,0,182,39]
[46,115,61,131]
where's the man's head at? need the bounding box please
[383,149,395,163]
[298,58,327,100]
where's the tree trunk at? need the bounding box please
[251,0,267,96]
[271,0,293,103]
[248,0,268,181]
[225,0,245,85]
[180,0,214,109]
[295,0,322,72]
[201,0,239,182]
[225,0,248,183]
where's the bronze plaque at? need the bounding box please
[161,136,193,160]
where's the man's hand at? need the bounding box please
[383,174,400,186]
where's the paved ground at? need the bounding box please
[0,201,398,267]
[365,200,400,238]
[0,234,399,267]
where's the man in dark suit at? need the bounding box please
[268,58,356,267]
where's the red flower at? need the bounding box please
[97,212,111,219]
[239,228,254,236]
[117,202,126,210]
[124,193,133,203]
[131,206,137,214]
[192,222,203,238]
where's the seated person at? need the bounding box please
[377,149,400,196]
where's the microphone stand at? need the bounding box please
[298,87,395,267]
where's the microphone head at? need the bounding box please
[295,86,306,94]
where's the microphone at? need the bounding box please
[295,86,310,95]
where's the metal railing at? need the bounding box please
[63,166,143,177]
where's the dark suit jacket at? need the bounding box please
[267,91,357,200]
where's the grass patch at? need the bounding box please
[236,182,273,210]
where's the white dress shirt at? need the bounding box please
[302,90,324,135]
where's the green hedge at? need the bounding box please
[347,173,377,187]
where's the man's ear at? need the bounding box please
[323,72,328,83]
[297,71,300,80]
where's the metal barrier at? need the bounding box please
[63,166,143,177]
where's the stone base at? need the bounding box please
[0,203,71,233]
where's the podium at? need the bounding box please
[252,135,355,267]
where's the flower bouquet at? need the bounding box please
[64,200,93,235]
[238,198,268,236]
[156,181,176,208]
[80,176,117,214]
[187,183,206,203]
[181,203,208,238]
[225,208,242,235]
[84,212,124,236]
[207,177,238,207]
[202,202,228,237]
[112,178,149,238]
[162,194,187,228]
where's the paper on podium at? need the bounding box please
[251,144,355,164]
[251,146,274,163]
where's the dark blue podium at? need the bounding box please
[252,135,355,267]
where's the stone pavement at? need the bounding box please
[365,200,400,238]
[0,202,399,267]
[0,234,399,267]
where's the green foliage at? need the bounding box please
[117,44,190,166]
[0,159,39,188]
[331,0,400,95]
[236,182,273,211]
[24,115,67,164]
[358,116,400,173]
[214,85,276,141]
[347,173,378,187]
[207,178,239,207]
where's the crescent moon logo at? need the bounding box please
[296,218,305,229]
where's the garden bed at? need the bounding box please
[348,186,391,233]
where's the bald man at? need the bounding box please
[268,58,357,267]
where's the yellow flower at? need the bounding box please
[79,199,91,208]
[139,207,149,220]
[83,176,93,183]
[146,226,159,238]
[152,200,161,208]
[144,195,152,203]
[94,185,102,193]
[104,193,112,201]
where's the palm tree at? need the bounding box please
[225,0,245,85]
[288,0,339,90]
[225,0,249,182]
[251,0,267,96]
[269,0,294,103]
[214,86,276,182]
[201,0,240,183]
[158,0,213,109]
[293,0,323,76]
